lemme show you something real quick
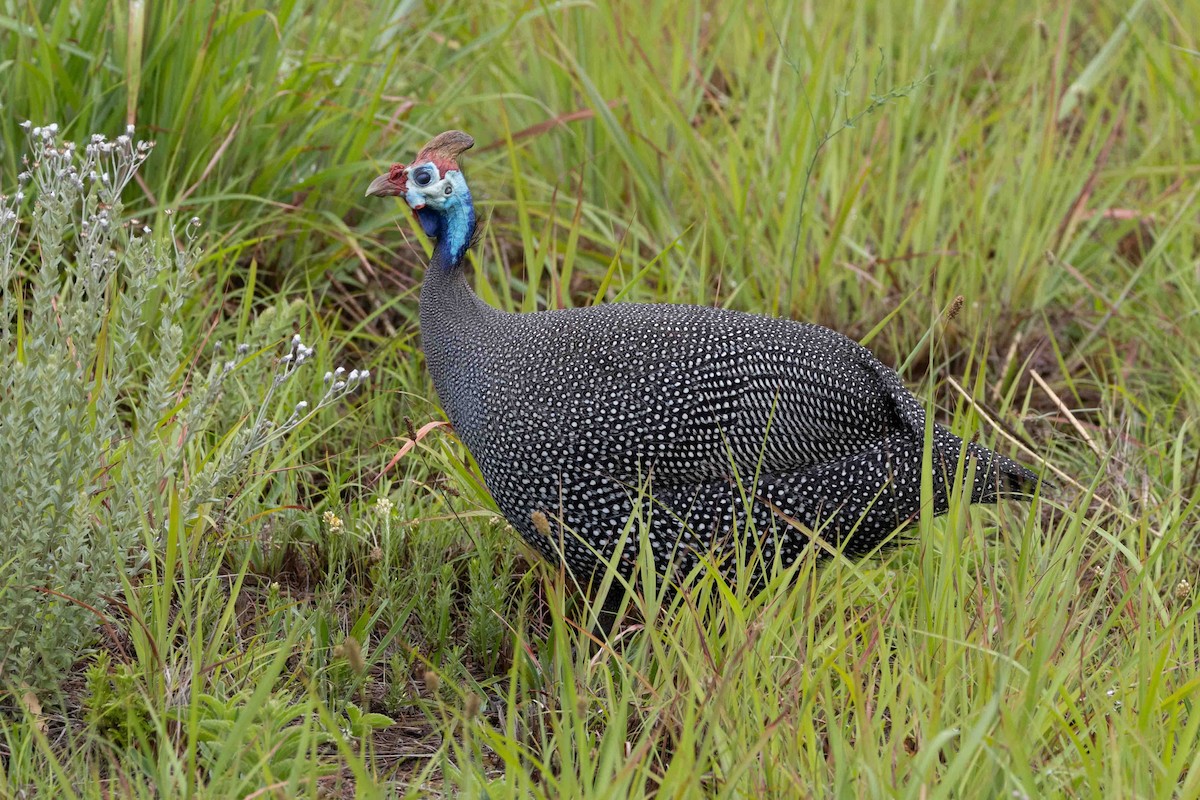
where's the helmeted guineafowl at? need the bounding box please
[366,130,1043,596]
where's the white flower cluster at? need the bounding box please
[237,332,371,457]
[0,191,18,230]
[1,192,20,303]
[10,121,158,248]
[5,122,165,343]
[278,333,316,374]
[322,365,371,393]
[374,496,394,517]
[81,123,153,194]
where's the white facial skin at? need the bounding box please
[404,162,465,212]
[403,163,474,256]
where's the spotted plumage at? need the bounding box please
[366,130,1043,593]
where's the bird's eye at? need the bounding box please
[413,168,433,187]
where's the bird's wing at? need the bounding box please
[494,304,922,484]
[642,334,914,482]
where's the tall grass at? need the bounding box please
[1,0,1197,796]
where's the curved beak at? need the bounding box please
[365,172,402,198]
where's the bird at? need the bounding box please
[365,129,1043,601]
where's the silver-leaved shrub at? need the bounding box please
[0,124,365,699]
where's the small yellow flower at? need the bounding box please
[323,510,344,534]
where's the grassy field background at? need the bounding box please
[2,0,1198,796]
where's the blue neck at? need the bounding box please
[425,188,476,272]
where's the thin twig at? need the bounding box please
[374,420,453,483]
[1029,370,1103,458]
[178,120,241,204]
[761,17,932,305]
[945,375,1159,537]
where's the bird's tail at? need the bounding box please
[961,439,1046,503]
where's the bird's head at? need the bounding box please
[365,130,475,240]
